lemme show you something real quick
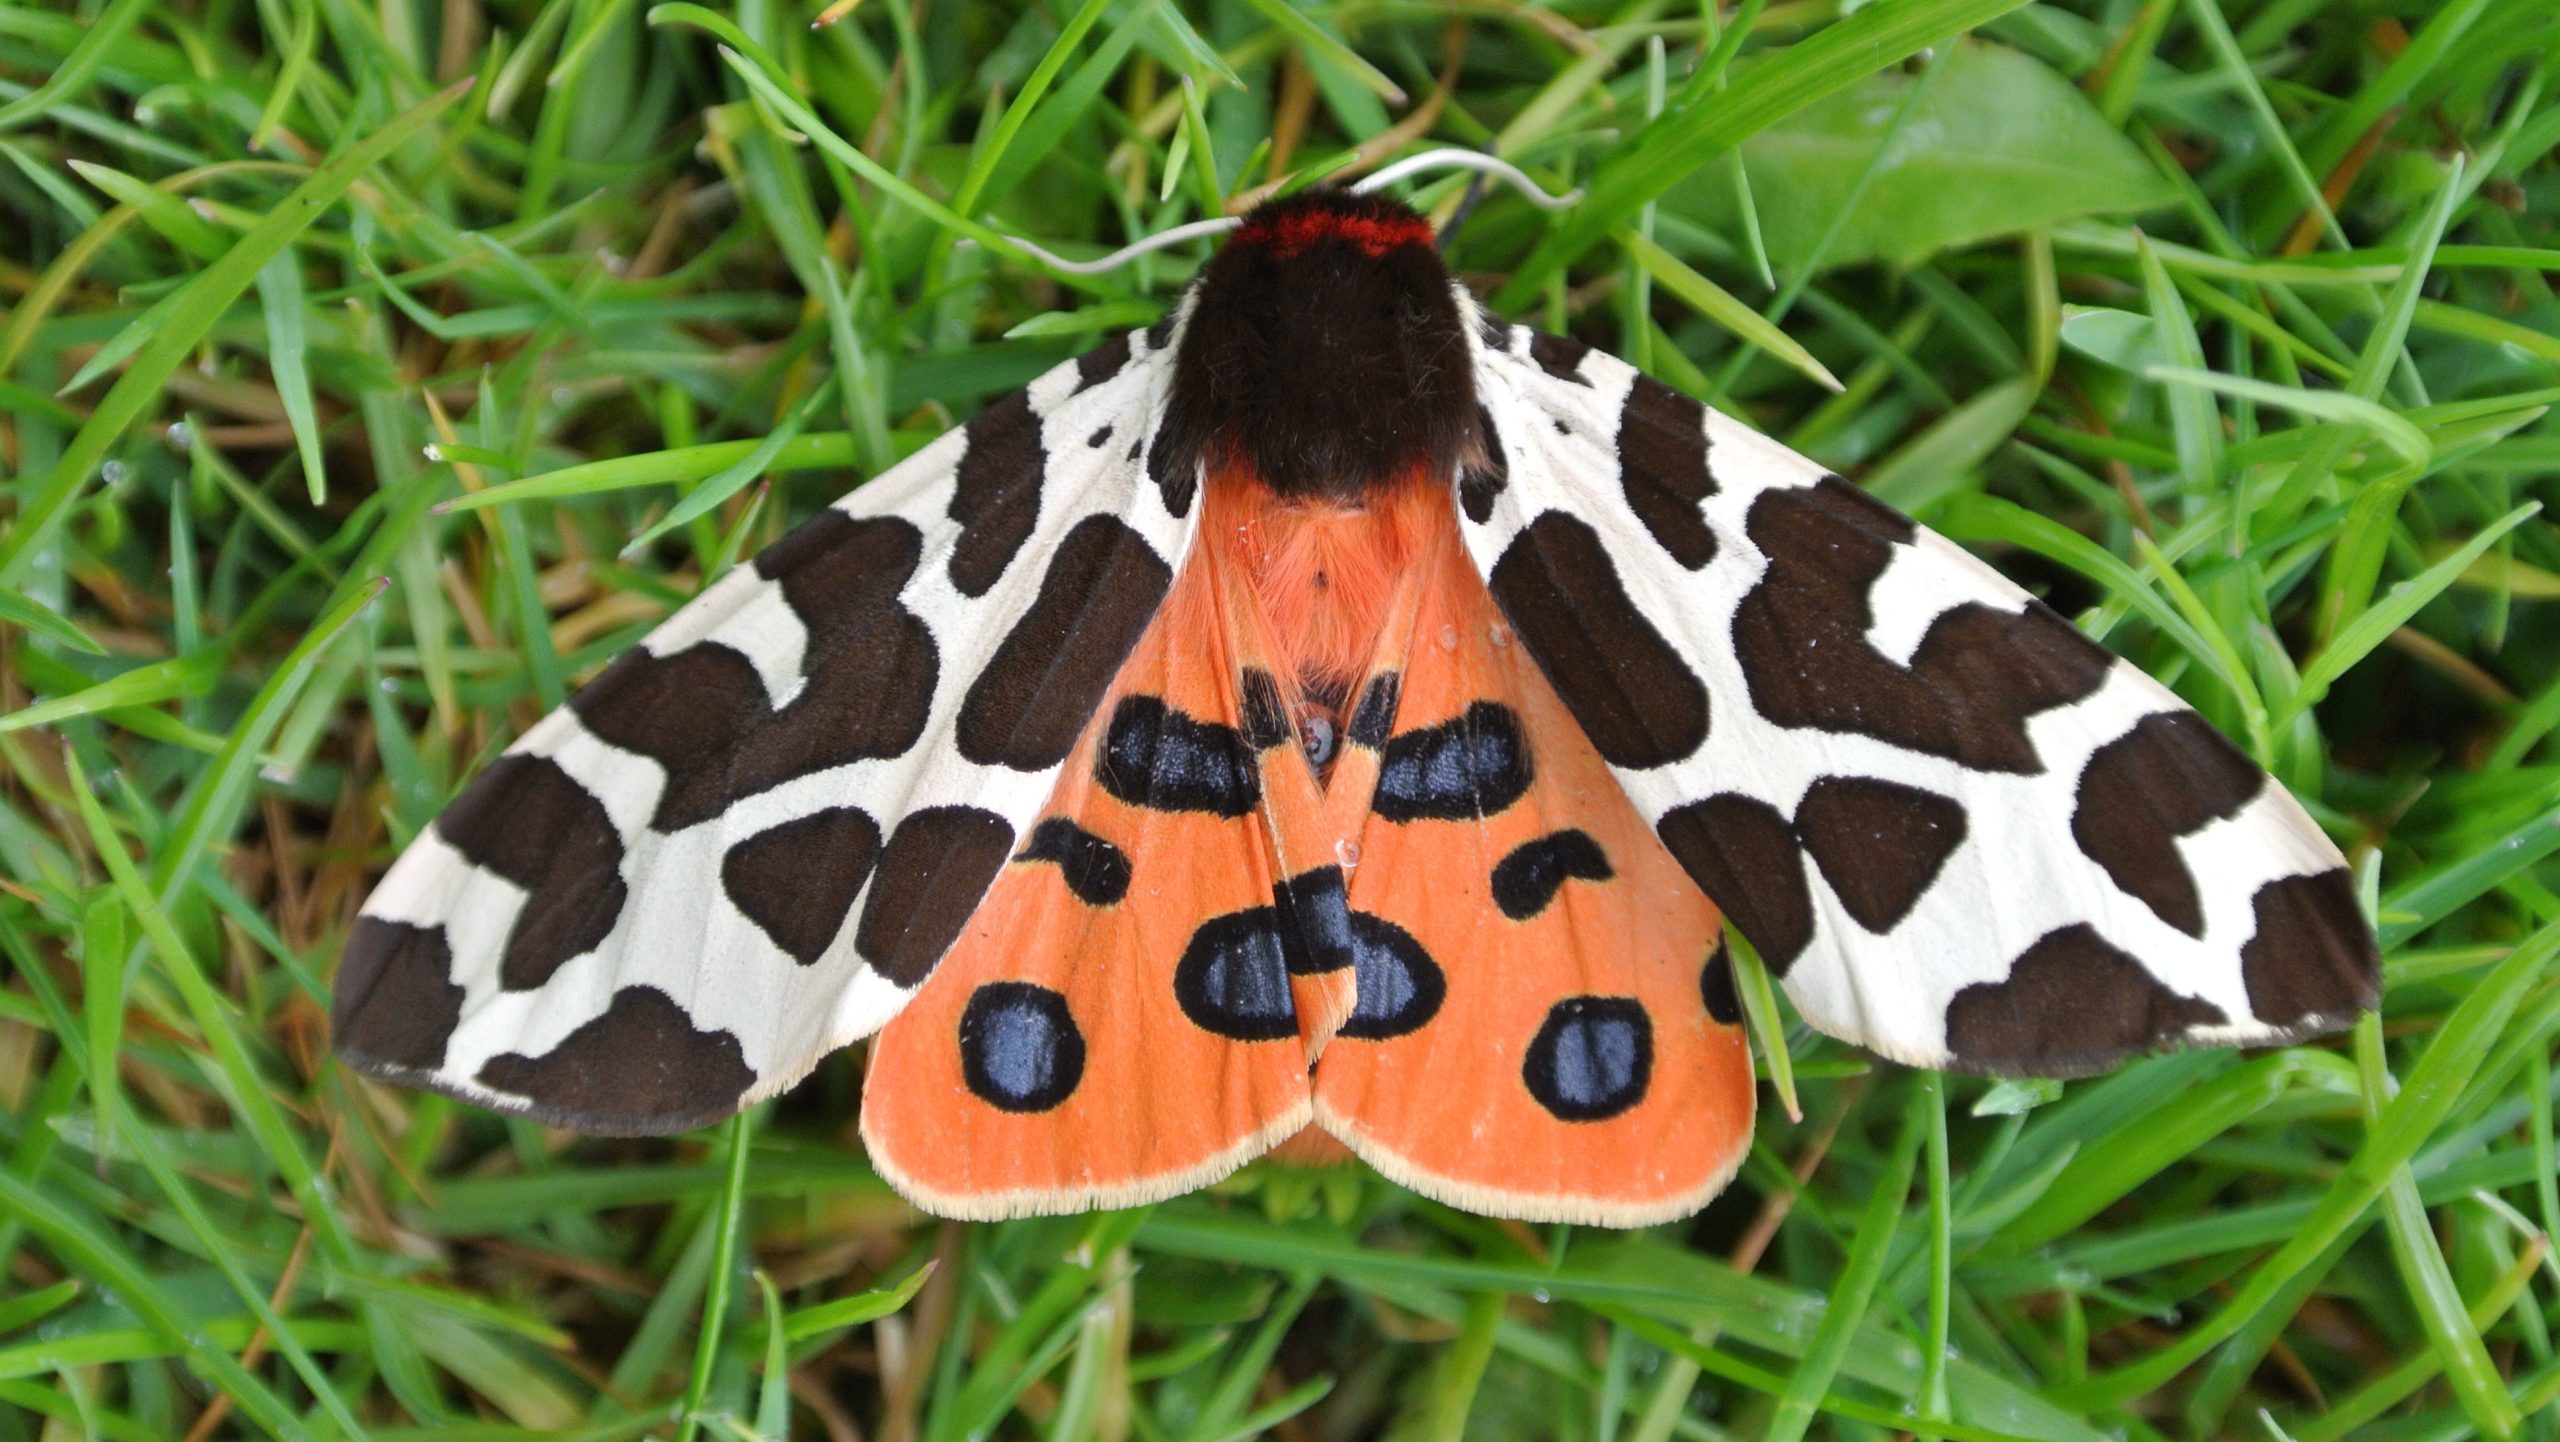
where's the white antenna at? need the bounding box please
[1350,148,1581,209]
[995,149,1579,277]
[1001,216,1241,276]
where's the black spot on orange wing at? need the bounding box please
[1617,378,1716,569]
[436,754,627,990]
[1700,938,1741,1025]
[948,388,1047,597]
[2240,870,2381,1029]
[1277,865,1355,974]
[1347,672,1401,749]
[1175,908,1300,1041]
[1239,668,1291,749]
[1097,695,1260,816]
[722,806,881,965]
[1017,817,1132,906]
[1656,794,1815,971]
[1522,996,1652,1121]
[958,981,1086,1112]
[2072,712,2267,936]
[574,511,936,830]
[958,516,1173,771]
[1374,701,1533,822]
[854,806,1016,987]
[1793,776,1968,934]
[1943,924,2228,1077]
[1491,830,1614,921]
[1733,479,2112,773]
[476,985,754,1132]
[1337,913,1445,1040]
[1488,512,1710,770]
[333,919,465,1072]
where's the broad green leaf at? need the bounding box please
[1670,43,2178,271]
[1497,0,2039,305]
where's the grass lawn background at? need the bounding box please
[3,0,2559,1438]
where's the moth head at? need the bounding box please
[1157,188,1486,505]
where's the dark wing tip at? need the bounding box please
[2241,868,2383,1029]
[332,917,464,1073]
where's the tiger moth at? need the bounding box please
[335,187,2380,1226]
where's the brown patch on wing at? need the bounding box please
[1793,776,1968,934]
[947,388,1049,597]
[434,754,627,991]
[1943,924,2227,1077]
[854,807,1017,988]
[572,511,937,829]
[2240,870,2380,1029]
[1616,376,1716,569]
[1656,793,1815,972]
[957,515,1174,771]
[1487,510,1710,770]
[722,806,881,966]
[1732,479,2111,772]
[477,986,755,1133]
[2072,712,2266,936]
[334,918,466,1073]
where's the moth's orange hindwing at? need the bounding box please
[859,549,1319,1218]
[1311,506,1756,1226]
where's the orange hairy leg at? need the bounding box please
[860,546,1312,1217]
[1310,487,1755,1226]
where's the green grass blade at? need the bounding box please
[0,653,221,733]
[0,1169,315,1439]
[0,0,155,130]
[2065,917,2560,1409]
[0,78,473,589]
[1766,1091,1924,1442]
[1496,0,2036,305]
[674,1113,757,1442]
[1618,229,1840,392]
[2278,500,2542,728]
[782,1261,936,1343]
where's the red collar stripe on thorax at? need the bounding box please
[1235,207,1436,258]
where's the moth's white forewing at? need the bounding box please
[340,319,1201,1131]
[1460,302,2375,1076]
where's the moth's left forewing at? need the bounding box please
[338,319,1197,1132]
[1460,301,2378,1079]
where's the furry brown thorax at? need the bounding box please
[1151,190,1485,504]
